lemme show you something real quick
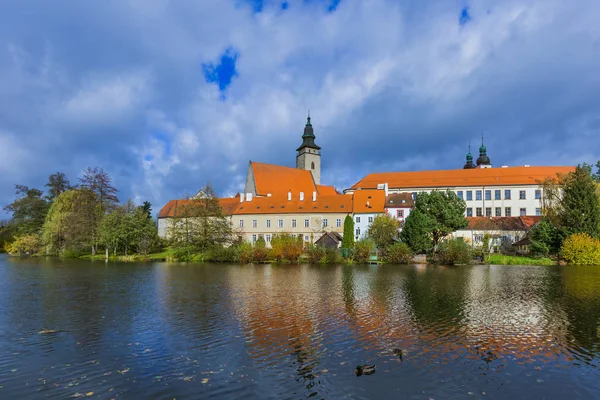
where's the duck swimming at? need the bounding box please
[393,348,403,359]
[355,365,376,376]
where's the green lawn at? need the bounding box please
[488,254,556,266]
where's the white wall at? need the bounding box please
[354,213,383,241]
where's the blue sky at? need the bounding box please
[1,0,600,217]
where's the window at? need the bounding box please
[304,219,309,228]
[304,235,310,242]
[252,234,256,243]
[397,210,404,218]
[476,207,483,216]
[252,220,257,228]
[505,190,511,200]
[266,220,271,228]
[476,190,482,201]
[466,191,473,201]
[356,216,361,223]
[368,216,373,223]
[495,207,502,217]
[323,219,328,228]
[535,189,541,199]
[520,208,526,216]
[266,234,271,243]
[355,228,361,236]
[536,208,541,216]
[485,190,491,201]
[412,192,417,200]
[485,207,492,217]
[474,234,483,243]
[515,235,520,242]
[311,162,315,170]
[466,208,473,217]
[519,190,526,200]
[239,220,244,228]
[278,219,284,228]
[505,207,511,217]
[292,219,297,228]
[457,191,463,200]
[495,190,501,200]
[336,219,341,227]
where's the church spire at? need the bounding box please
[463,143,476,169]
[297,112,320,151]
[476,134,491,167]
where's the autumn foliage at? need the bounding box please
[561,233,600,265]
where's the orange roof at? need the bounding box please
[352,190,386,213]
[465,216,542,231]
[316,184,338,195]
[251,162,317,196]
[351,166,575,190]
[159,197,239,218]
[233,193,352,215]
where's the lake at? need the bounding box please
[1,254,599,399]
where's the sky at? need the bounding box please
[1,0,600,218]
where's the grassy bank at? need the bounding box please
[489,254,556,266]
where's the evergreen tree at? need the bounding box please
[45,172,71,201]
[341,215,354,249]
[399,209,434,253]
[559,165,600,239]
[140,201,152,219]
[529,218,560,256]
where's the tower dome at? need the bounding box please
[463,144,476,169]
[476,136,491,167]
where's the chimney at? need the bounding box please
[239,193,244,203]
[300,192,305,201]
[288,191,292,201]
[312,191,317,201]
[267,193,272,197]
[245,193,253,202]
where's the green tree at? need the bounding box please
[400,209,434,253]
[6,234,42,255]
[353,239,374,263]
[413,190,468,250]
[45,172,71,201]
[3,185,49,235]
[0,220,15,252]
[167,184,232,252]
[341,215,355,250]
[42,188,99,254]
[559,165,600,239]
[367,214,400,249]
[529,218,560,257]
[140,201,152,219]
[79,166,119,210]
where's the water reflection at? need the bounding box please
[1,257,600,399]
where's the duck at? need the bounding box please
[38,329,58,335]
[355,365,376,376]
[393,348,403,359]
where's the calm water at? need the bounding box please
[1,254,600,399]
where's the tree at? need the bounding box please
[400,209,434,253]
[45,172,71,201]
[341,215,355,250]
[167,184,232,252]
[42,188,99,254]
[529,218,560,257]
[4,185,49,235]
[140,201,152,219]
[559,165,600,239]
[6,234,42,255]
[367,214,400,249]
[0,220,15,252]
[412,190,468,250]
[79,167,119,210]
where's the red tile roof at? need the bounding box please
[316,184,338,195]
[251,162,317,196]
[233,194,352,215]
[351,166,575,190]
[464,216,542,231]
[352,190,386,213]
[159,197,239,218]
[385,193,414,208]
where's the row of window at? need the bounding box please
[240,218,342,229]
[251,233,311,243]
[466,207,541,217]
[355,216,374,223]
[457,189,541,201]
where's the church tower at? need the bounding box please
[476,136,492,168]
[296,113,321,184]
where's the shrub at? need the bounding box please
[171,244,197,262]
[384,242,413,264]
[306,245,327,263]
[206,246,239,263]
[6,234,42,256]
[252,239,269,263]
[270,233,303,263]
[561,233,600,265]
[325,248,340,264]
[353,239,374,263]
[434,238,472,265]
[238,242,253,264]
